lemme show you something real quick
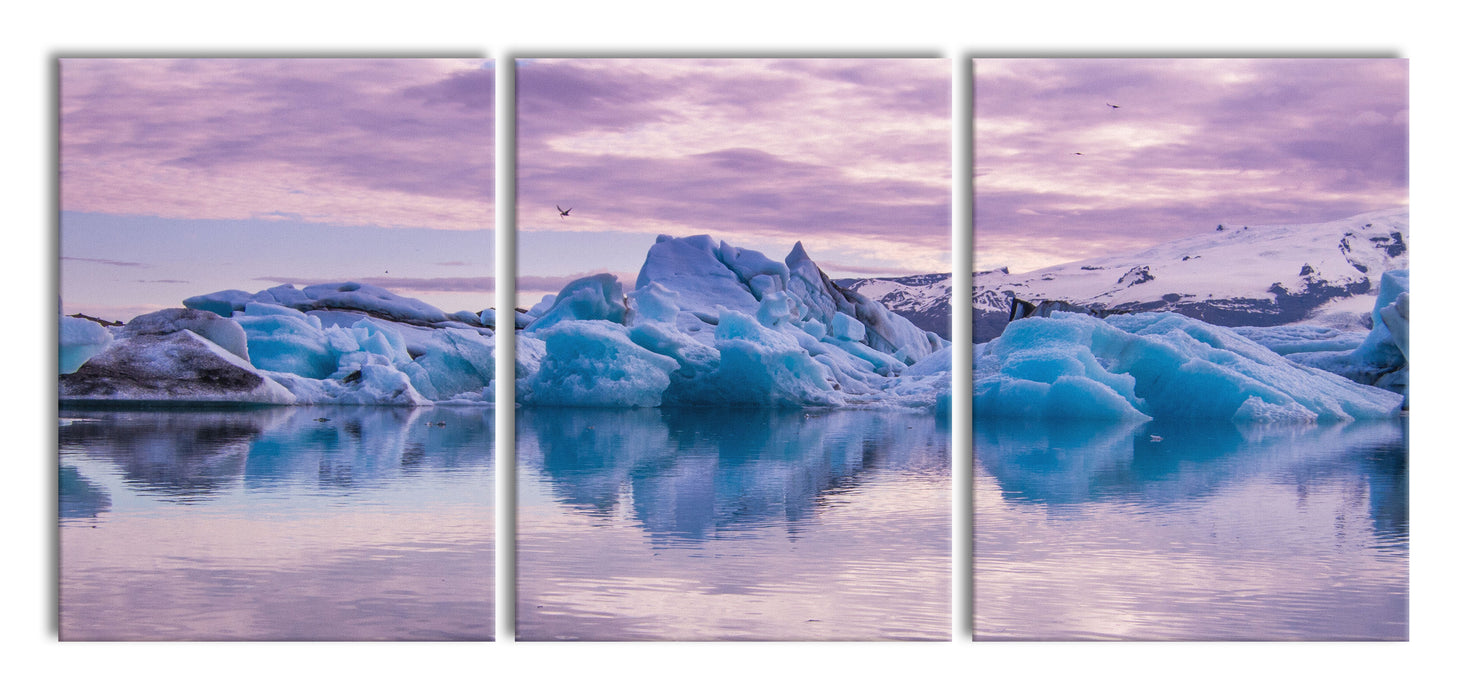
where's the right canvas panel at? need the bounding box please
[970,58,1409,640]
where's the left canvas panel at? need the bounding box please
[58,58,497,640]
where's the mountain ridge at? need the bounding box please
[838,208,1408,342]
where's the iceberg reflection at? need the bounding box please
[58,466,111,520]
[517,406,951,640]
[973,417,1408,640]
[59,406,495,505]
[58,405,494,640]
[521,406,948,543]
[974,417,1407,543]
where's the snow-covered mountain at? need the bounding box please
[832,273,952,340]
[833,209,1409,343]
[968,208,1409,342]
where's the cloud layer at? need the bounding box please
[517,58,952,280]
[973,59,1408,272]
[62,58,494,230]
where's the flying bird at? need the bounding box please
[1072,152,1084,156]
[1106,103,1120,109]
[556,205,572,218]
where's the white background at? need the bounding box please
[5,2,1464,698]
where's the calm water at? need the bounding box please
[516,407,951,641]
[973,417,1408,640]
[59,405,494,641]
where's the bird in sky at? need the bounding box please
[1072,152,1084,156]
[1106,103,1120,109]
[556,205,572,218]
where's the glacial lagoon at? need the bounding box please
[972,417,1408,640]
[516,406,952,641]
[58,402,1406,641]
[58,405,494,641]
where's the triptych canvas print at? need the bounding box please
[57,57,1409,641]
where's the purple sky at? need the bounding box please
[60,58,494,320]
[973,59,1408,272]
[516,58,951,308]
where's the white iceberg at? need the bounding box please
[262,363,432,406]
[524,274,629,331]
[635,235,763,319]
[121,308,252,363]
[185,281,477,329]
[59,315,114,374]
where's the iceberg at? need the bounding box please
[262,363,432,406]
[1232,323,1370,356]
[59,315,114,374]
[59,234,1407,419]
[120,308,252,363]
[635,235,763,319]
[972,310,1404,423]
[705,309,841,406]
[517,235,949,408]
[220,298,496,403]
[524,274,629,331]
[59,328,295,404]
[1284,269,1409,401]
[233,303,339,378]
[522,320,678,407]
[60,308,297,403]
[184,281,479,329]
[62,284,494,406]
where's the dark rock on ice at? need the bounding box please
[60,329,293,404]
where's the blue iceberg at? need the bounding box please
[58,234,1408,420]
[972,309,1404,423]
[516,235,949,408]
[61,283,494,405]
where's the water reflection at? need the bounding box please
[59,408,275,502]
[59,405,494,641]
[59,406,495,506]
[518,406,950,641]
[523,407,948,542]
[973,417,1408,640]
[58,466,110,519]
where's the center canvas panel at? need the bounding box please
[513,58,953,641]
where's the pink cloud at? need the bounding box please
[61,58,494,230]
[973,58,1408,271]
[517,58,951,275]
